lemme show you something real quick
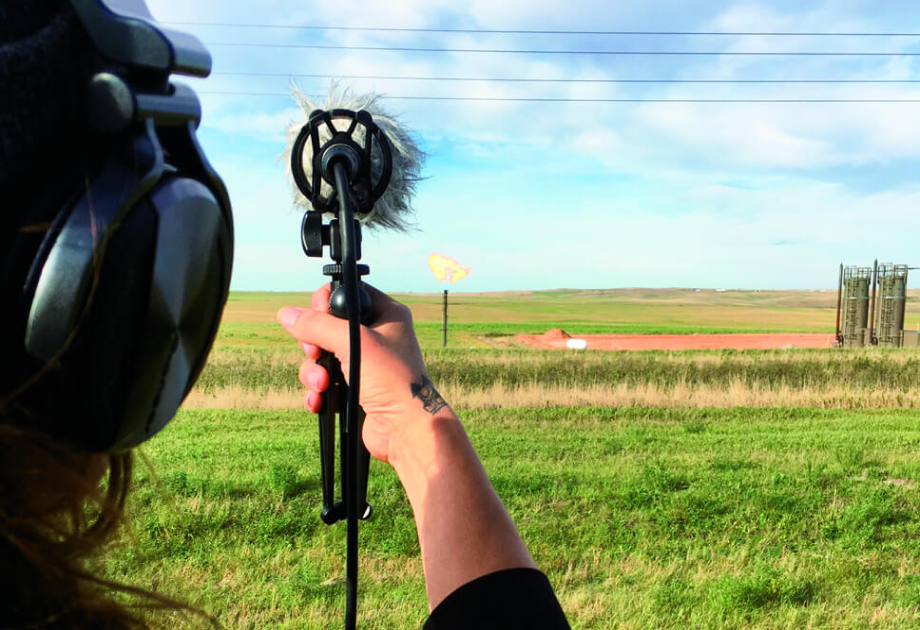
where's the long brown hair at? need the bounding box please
[0,418,210,630]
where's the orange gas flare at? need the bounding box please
[428,253,471,284]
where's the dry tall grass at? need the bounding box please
[183,379,920,411]
[185,387,304,410]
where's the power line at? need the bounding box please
[198,90,920,103]
[203,42,920,56]
[213,71,920,84]
[168,22,920,37]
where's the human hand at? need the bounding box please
[279,288,541,614]
[277,284,454,464]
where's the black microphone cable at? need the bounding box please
[333,160,363,630]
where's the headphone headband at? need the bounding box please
[72,0,210,77]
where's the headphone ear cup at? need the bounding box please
[14,191,161,452]
[118,176,231,448]
[19,175,231,452]
[78,192,160,448]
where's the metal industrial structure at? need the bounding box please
[839,265,872,347]
[835,260,915,348]
[876,263,909,347]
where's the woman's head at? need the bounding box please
[0,7,134,625]
[2,0,233,455]
[1,3,221,627]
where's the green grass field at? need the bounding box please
[111,407,920,629]
[101,289,920,628]
[216,288,920,351]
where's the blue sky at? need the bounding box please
[147,0,920,292]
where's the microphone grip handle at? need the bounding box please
[317,349,346,525]
[323,275,373,521]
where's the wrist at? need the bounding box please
[388,409,466,503]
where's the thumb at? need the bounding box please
[277,306,350,360]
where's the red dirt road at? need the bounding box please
[515,331,836,351]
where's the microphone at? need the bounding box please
[283,83,423,630]
[284,84,424,232]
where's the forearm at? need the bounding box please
[390,411,536,611]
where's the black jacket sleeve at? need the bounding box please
[423,568,571,630]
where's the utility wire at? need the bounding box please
[203,41,920,56]
[213,71,920,84]
[168,22,920,37]
[198,90,920,103]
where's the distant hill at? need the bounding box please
[393,288,920,313]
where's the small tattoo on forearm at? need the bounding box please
[410,374,447,415]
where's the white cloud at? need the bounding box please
[161,0,920,173]
[207,107,301,141]
[144,0,920,290]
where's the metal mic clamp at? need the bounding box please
[301,215,373,324]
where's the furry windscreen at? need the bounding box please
[283,83,425,233]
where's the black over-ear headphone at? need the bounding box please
[4,0,233,452]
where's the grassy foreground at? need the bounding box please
[107,407,920,629]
